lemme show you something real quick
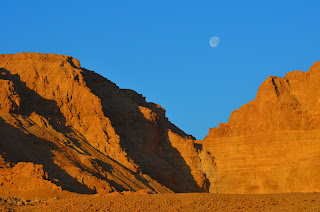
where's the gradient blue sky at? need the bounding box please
[1,1,320,139]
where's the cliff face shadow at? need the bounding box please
[0,68,66,127]
[132,123,204,193]
[0,68,96,194]
[91,159,128,191]
[0,67,174,194]
[0,68,84,145]
[81,68,204,192]
[0,116,95,194]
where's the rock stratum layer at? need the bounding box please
[0,53,214,196]
[202,61,320,193]
[2,52,320,196]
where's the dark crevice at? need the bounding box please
[81,68,204,192]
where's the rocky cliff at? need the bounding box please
[202,61,320,193]
[0,53,214,196]
[3,52,318,195]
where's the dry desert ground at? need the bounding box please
[1,192,320,211]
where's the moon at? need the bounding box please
[209,36,220,48]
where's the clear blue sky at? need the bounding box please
[1,1,320,139]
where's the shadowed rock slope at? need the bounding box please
[0,53,214,195]
[201,61,320,193]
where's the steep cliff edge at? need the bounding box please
[0,53,212,196]
[3,53,319,195]
[202,61,320,193]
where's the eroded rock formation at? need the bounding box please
[202,61,320,193]
[3,52,318,195]
[0,53,213,195]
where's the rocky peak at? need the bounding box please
[202,61,320,193]
[0,52,213,195]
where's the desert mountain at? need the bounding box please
[2,52,320,196]
[201,61,320,193]
[0,53,215,196]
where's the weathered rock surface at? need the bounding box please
[5,52,318,195]
[0,156,62,197]
[202,61,320,193]
[0,53,212,195]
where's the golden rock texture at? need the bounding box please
[202,61,320,193]
[0,53,212,195]
[3,52,318,195]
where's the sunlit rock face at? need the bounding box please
[0,53,213,195]
[3,52,319,195]
[202,61,320,193]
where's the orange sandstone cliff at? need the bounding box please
[0,53,214,196]
[201,61,320,193]
[2,52,320,196]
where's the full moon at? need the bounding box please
[209,36,220,48]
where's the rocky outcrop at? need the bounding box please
[202,61,320,193]
[0,79,21,113]
[0,157,62,197]
[3,53,320,195]
[0,53,211,195]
